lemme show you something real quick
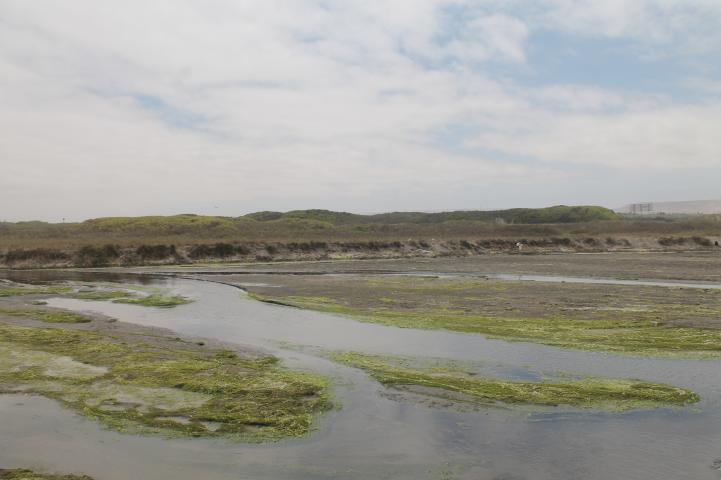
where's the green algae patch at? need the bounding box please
[68,283,192,308]
[0,307,91,324]
[0,343,108,380]
[0,285,72,297]
[71,290,134,301]
[0,323,331,440]
[253,294,721,358]
[327,352,699,411]
[111,294,192,308]
[0,469,93,480]
[0,281,193,309]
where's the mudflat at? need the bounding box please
[190,252,721,357]
[166,251,721,281]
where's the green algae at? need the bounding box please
[253,294,721,358]
[327,352,699,410]
[111,294,192,308]
[0,281,192,309]
[0,307,91,324]
[71,290,134,301]
[0,469,93,480]
[0,322,331,440]
[0,285,72,297]
[69,284,192,308]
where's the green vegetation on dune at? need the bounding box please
[253,205,619,225]
[328,352,698,410]
[80,215,243,236]
[77,206,620,230]
[0,469,93,480]
[251,294,721,358]
[0,206,627,250]
[0,322,330,440]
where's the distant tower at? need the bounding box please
[629,203,653,215]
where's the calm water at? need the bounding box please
[2,271,721,480]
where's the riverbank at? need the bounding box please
[3,235,721,269]
[0,469,93,480]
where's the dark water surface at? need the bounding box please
[1,271,721,480]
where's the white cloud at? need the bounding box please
[0,0,719,220]
[461,14,529,63]
[522,85,628,112]
[468,102,721,169]
[538,0,721,55]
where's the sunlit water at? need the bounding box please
[1,271,721,479]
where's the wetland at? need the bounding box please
[2,252,721,479]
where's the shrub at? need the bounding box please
[4,248,69,264]
[188,242,247,259]
[658,237,687,246]
[75,244,120,267]
[692,236,712,247]
[136,244,176,260]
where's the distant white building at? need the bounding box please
[617,199,721,215]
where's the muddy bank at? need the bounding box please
[0,469,93,480]
[2,235,721,269]
[157,251,721,282]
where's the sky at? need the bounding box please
[1,1,720,222]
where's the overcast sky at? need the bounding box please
[1,1,720,222]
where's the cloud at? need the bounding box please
[538,0,721,55]
[0,0,719,221]
[522,85,628,112]
[467,101,721,169]
[442,13,529,64]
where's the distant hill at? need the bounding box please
[0,205,620,249]
[2,204,721,267]
[245,205,619,226]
